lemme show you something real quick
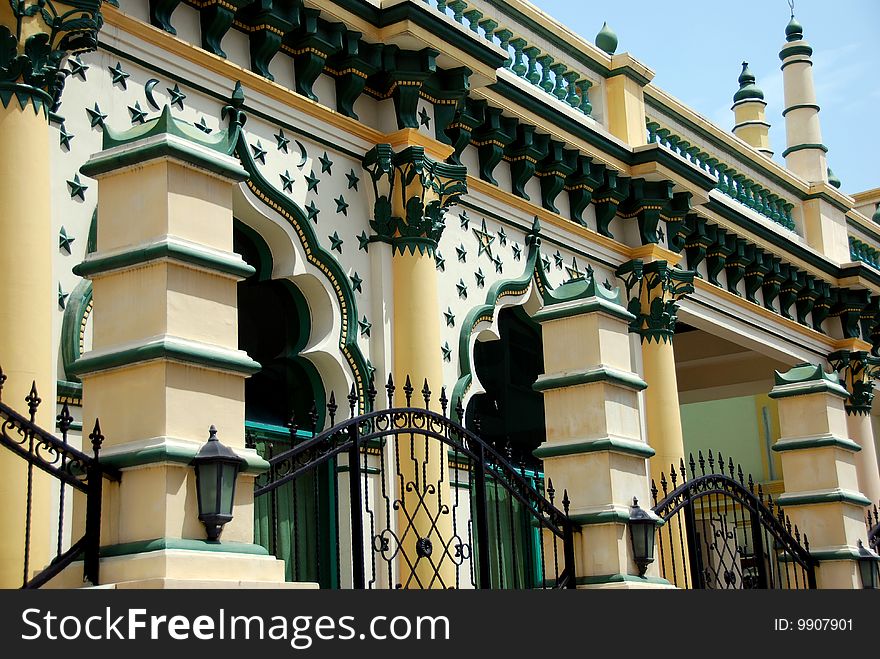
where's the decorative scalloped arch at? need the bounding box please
[232,126,372,411]
[451,227,551,417]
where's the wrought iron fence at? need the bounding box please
[867,502,879,552]
[252,375,576,589]
[651,450,816,589]
[0,366,119,588]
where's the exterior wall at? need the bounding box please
[0,0,875,588]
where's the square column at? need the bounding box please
[770,363,872,588]
[533,278,667,588]
[68,107,290,587]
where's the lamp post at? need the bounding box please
[628,497,656,577]
[857,540,879,589]
[192,426,245,541]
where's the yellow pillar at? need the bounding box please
[828,349,880,506]
[617,251,696,587]
[364,141,464,588]
[0,102,53,588]
[770,363,870,588]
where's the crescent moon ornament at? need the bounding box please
[294,139,308,169]
[145,79,161,110]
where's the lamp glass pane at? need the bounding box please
[220,463,238,514]
[198,462,219,515]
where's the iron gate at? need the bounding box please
[0,367,119,588]
[651,451,816,589]
[251,376,576,589]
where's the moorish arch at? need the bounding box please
[231,139,371,417]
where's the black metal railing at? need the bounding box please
[0,366,119,588]
[867,502,879,552]
[651,450,816,590]
[253,375,576,589]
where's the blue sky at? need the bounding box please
[530,0,879,195]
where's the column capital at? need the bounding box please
[616,259,695,344]
[828,350,880,415]
[0,0,105,117]
[362,143,466,256]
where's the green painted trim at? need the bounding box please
[100,441,268,474]
[768,381,849,400]
[60,279,93,383]
[99,537,270,558]
[532,296,633,323]
[57,380,83,401]
[74,240,255,279]
[772,435,861,453]
[533,436,655,459]
[809,547,867,562]
[777,490,871,508]
[569,510,630,525]
[781,143,828,158]
[782,103,820,117]
[732,120,771,132]
[779,45,813,61]
[568,509,663,526]
[802,189,853,214]
[533,366,647,392]
[68,336,261,377]
[80,133,248,181]
[575,573,671,586]
[606,66,652,87]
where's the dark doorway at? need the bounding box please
[468,306,546,470]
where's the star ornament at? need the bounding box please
[472,219,496,259]
[67,174,88,201]
[108,62,130,89]
[167,84,186,110]
[346,169,359,190]
[274,128,290,153]
[280,170,295,193]
[319,152,333,174]
[59,227,75,253]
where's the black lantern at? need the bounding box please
[857,540,879,589]
[628,497,656,577]
[192,426,245,541]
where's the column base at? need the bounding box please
[576,573,674,589]
[44,547,309,589]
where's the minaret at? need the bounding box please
[732,62,773,157]
[779,14,828,182]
